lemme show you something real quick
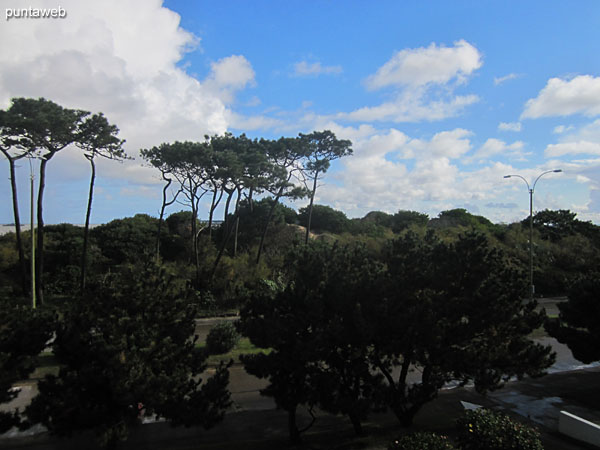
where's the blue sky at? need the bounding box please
[1,0,600,225]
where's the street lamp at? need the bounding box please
[503,169,562,302]
[28,156,36,309]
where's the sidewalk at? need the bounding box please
[1,367,599,449]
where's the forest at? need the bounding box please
[2,98,600,448]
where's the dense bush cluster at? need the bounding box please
[206,321,240,355]
[456,409,543,450]
[387,410,543,450]
[388,431,456,449]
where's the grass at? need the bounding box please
[28,336,268,381]
[200,337,271,365]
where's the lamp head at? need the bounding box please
[553,169,562,173]
[503,175,511,178]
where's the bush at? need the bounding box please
[388,431,456,450]
[456,409,543,450]
[206,321,240,355]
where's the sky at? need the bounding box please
[1,0,600,226]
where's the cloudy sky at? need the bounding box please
[1,0,600,225]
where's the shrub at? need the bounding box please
[456,409,543,450]
[388,431,456,450]
[206,321,240,355]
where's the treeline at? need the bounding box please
[2,205,600,306]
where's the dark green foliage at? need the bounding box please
[166,210,194,237]
[391,210,429,232]
[240,232,554,436]
[349,211,396,237]
[25,263,230,448]
[0,299,54,433]
[363,211,394,227]
[432,208,500,234]
[42,224,84,295]
[239,244,385,440]
[206,322,239,355]
[370,231,554,426]
[456,409,543,450]
[232,197,297,250]
[546,273,600,363]
[526,209,578,242]
[91,214,158,265]
[298,204,351,234]
[504,210,600,295]
[388,432,456,450]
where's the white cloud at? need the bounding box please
[470,138,526,162]
[544,119,600,157]
[226,111,285,131]
[337,89,479,123]
[302,124,497,217]
[498,121,522,132]
[494,73,520,86]
[0,0,257,185]
[365,40,482,90]
[202,55,256,104]
[553,124,574,134]
[545,141,600,157]
[332,40,482,123]
[293,61,342,76]
[405,129,473,159]
[206,55,255,90]
[522,75,600,119]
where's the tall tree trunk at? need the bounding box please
[348,411,364,436]
[35,158,49,305]
[256,185,285,265]
[233,216,239,257]
[398,351,412,392]
[207,182,222,239]
[233,187,242,257]
[190,193,200,283]
[248,186,254,213]
[211,188,240,279]
[304,169,319,245]
[4,155,27,294]
[288,405,301,443]
[80,155,96,293]
[155,174,172,264]
[222,188,234,227]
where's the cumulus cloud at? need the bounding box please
[203,55,256,103]
[470,138,526,162]
[293,61,342,76]
[498,121,522,132]
[304,124,503,217]
[545,119,600,157]
[522,75,600,119]
[365,40,482,90]
[335,40,482,123]
[0,0,257,185]
[485,202,518,209]
[338,89,479,123]
[545,141,600,157]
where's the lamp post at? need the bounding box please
[503,169,562,302]
[28,157,36,309]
